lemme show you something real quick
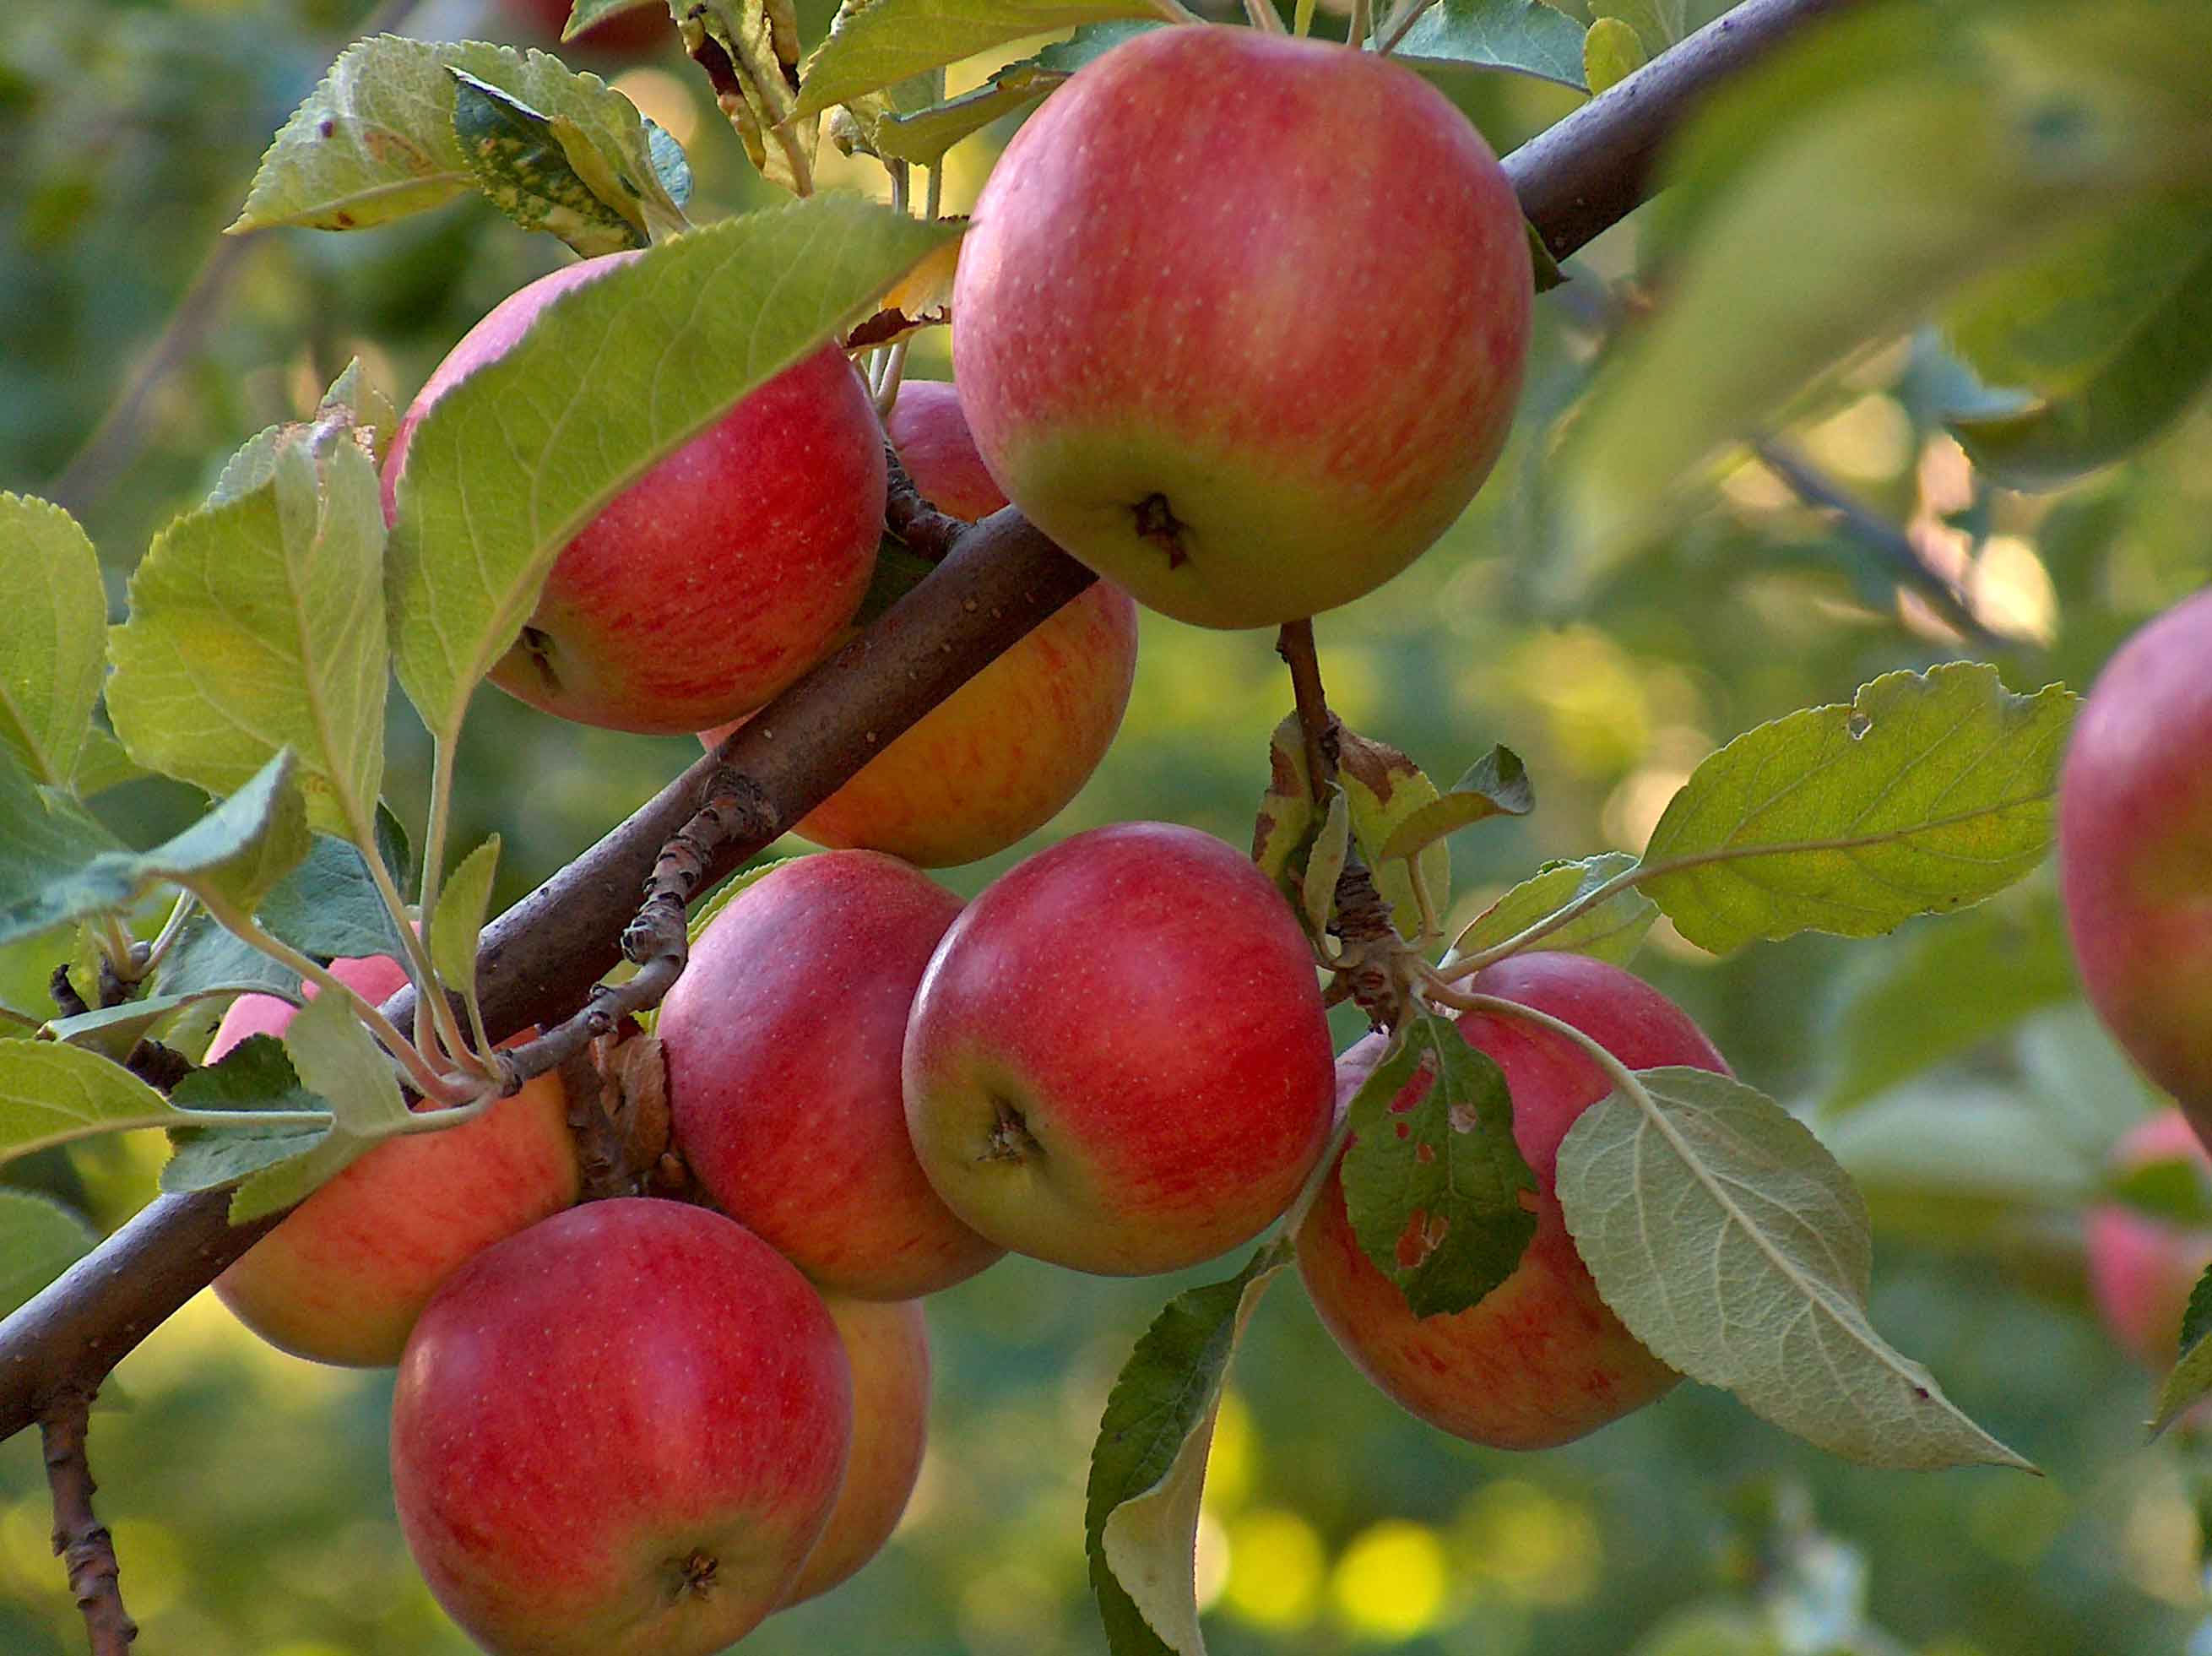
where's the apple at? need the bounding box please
[782,1295,931,1607]
[2060,589,2212,1153]
[902,822,1336,1275]
[951,25,1532,630]
[700,378,1140,866]
[1296,953,1729,1450]
[208,953,580,1367]
[659,851,1004,1299]
[2085,1110,2212,1367]
[391,1198,852,1655]
[500,0,671,56]
[383,252,885,735]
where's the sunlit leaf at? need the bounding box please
[793,0,1157,122]
[1447,852,1656,968]
[0,493,106,790]
[1336,731,1450,943]
[1376,746,1531,864]
[430,835,500,996]
[450,70,647,257]
[1582,16,1647,94]
[0,1040,182,1165]
[860,21,1158,166]
[682,0,813,195]
[1558,1067,2035,1469]
[1300,790,1350,942]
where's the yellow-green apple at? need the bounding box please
[951,25,1531,630]
[659,852,1003,1299]
[2085,1110,2212,1366]
[902,822,1335,1274]
[1297,952,1728,1449]
[2061,589,2212,1153]
[782,1295,931,1607]
[207,953,579,1366]
[699,379,1139,866]
[383,253,884,735]
[392,1199,852,1655]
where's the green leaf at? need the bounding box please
[44,992,215,1061]
[232,37,689,241]
[1336,731,1450,943]
[2107,1155,2212,1229]
[682,0,814,196]
[450,70,648,257]
[258,833,413,966]
[794,0,1158,122]
[388,196,957,747]
[1300,790,1351,942]
[0,1190,99,1320]
[108,425,388,843]
[1376,746,1532,864]
[430,835,500,994]
[226,1130,361,1225]
[1392,0,1591,93]
[565,0,668,37]
[1639,665,2074,953]
[1818,892,2074,1113]
[2151,1263,2212,1436]
[1087,1240,1290,1656]
[208,361,399,508]
[1594,0,1683,52]
[1554,5,2212,589]
[0,1041,182,1165]
[0,494,107,790]
[142,752,312,917]
[1448,852,1656,968]
[158,915,302,1002]
[1582,16,1647,95]
[161,1036,333,1197]
[863,22,1157,166]
[1557,1067,2034,1470]
[285,985,410,1137]
[1949,201,2212,490]
[70,727,149,798]
[686,855,802,943]
[1340,1010,1537,1318]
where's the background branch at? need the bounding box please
[0,0,1868,1448]
[41,1392,137,1655]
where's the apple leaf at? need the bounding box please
[158,915,303,1002]
[1377,746,1532,864]
[845,233,960,353]
[1948,201,2212,491]
[1594,0,1684,52]
[1087,1238,1291,1656]
[232,37,688,241]
[1299,790,1351,943]
[793,0,1159,123]
[2150,1264,2212,1437]
[1393,0,1591,93]
[388,195,957,747]
[0,1041,184,1166]
[1335,731,1451,944]
[161,1037,335,1198]
[1447,851,1655,968]
[139,752,313,920]
[1251,714,1316,900]
[859,21,1158,166]
[430,835,501,997]
[258,833,413,966]
[450,71,650,257]
[0,493,106,791]
[109,424,388,844]
[564,0,666,37]
[1638,665,2074,953]
[682,0,813,196]
[70,728,148,800]
[2106,1155,2212,1229]
[1557,1066,2034,1470]
[1339,1009,1537,1319]
[686,855,803,945]
[43,992,221,1061]
[0,1190,99,1321]
[1582,16,1647,95]
[1818,893,2074,1114]
[210,361,401,508]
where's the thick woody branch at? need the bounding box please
[41,1392,137,1654]
[0,0,1864,1448]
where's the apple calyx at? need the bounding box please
[1133,493,1190,570]
[983,1097,1043,1164]
[670,1549,718,1601]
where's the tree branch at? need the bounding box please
[41,1391,137,1654]
[0,0,1867,1448]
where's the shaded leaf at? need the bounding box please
[1640,665,2074,953]
[1341,1010,1537,1318]
[2152,1264,2212,1436]
[1394,0,1590,92]
[1558,1067,2034,1469]
[1447,851,1655,968]
[0,494,106,790]
[159,915,303,1002]
[258,833,412,965]
[686,855,802,944]
[793,0,1158,122]
[451,70,648,257]
[162,1036,333,1196]
[0,1190,99,1320]
[44,992,216,1061]
[565,0,668,37]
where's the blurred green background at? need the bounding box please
[4,0,2212,1651]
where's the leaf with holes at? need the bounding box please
[1558,1066,2033,1469]
[1340,1010,1537,1319]
[1087,1239,1289,1656]
[1638,665,2074,953]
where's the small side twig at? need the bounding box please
[41,1390,136,1654]
[47,967,91,1022]
[883,441,968,563]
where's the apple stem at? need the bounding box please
[38,1387,137,1656]
[1349,0,1374,50]
[1275,620,1339,806]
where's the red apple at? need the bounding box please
[659,852,1003,1299]
[2060,589,2212,1153]
[1297,953,1729,1449]
[383,253,885,735]
[782,1295,931,1607]
[902,822,1335,1274]
[2086,1110,2212,1367]
[951,25,1531,630]
[500,0,671,56]
[699,378,1140,866]
[208,953,580,1367]
[392,1199,851,1654]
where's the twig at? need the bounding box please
[1752,438,2005,648]
[883,441,968,563]
[0,0,1872,1450]
[41,1390,136,1654]
[1276,620,1340,804]
[48,967,91,1022]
